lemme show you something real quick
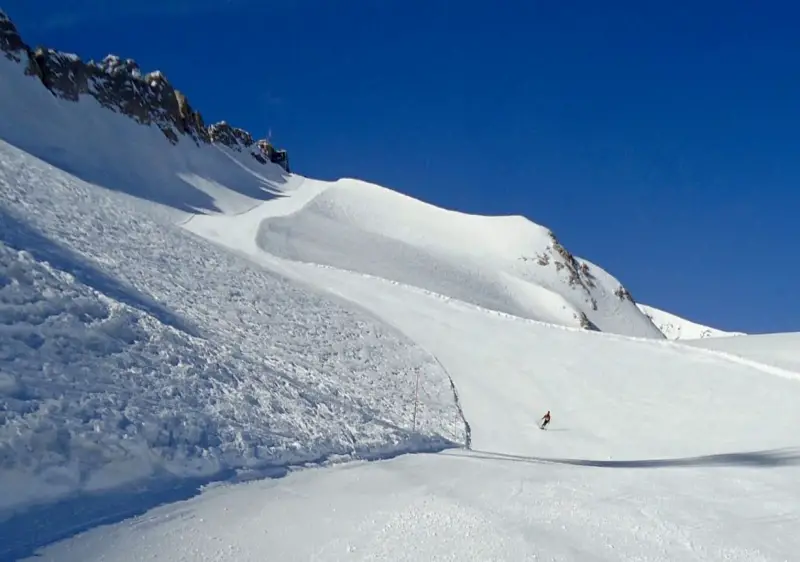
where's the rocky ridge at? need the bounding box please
[0,10,289,172]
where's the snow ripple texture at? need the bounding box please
[0,141,461,516]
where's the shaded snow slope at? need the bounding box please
[0,137,462,522]
[638,303,745,340]
[27,260,800,561]
[188,178,664,338]
[0,54,297,218]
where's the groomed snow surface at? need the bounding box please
[1,50,799,561]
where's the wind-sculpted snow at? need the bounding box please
[0,140,462,518]
[193,178,665,338]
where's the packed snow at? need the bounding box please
[2,33,800,562]
[637,303,746,340]
[22,269,800,561]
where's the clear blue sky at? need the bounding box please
[6,0,799,333]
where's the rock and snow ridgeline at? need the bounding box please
[0,9,289,171]
[637,303,745,340]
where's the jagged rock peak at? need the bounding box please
[91,54,142,78]
[0,10,289,172]
[209,121,255,149]
[208,121,290,172]
[0,9,26,58]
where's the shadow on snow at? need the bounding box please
[0,207,201,338]
[0,439,457,562]
[455,447,800,469]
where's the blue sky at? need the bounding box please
[6,0,799,333]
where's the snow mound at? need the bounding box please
[0,138,462,518]
[189,178,664,338]
[638,303,745,340]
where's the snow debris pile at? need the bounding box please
[0,140,462,517]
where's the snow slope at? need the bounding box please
[685,332,800,373]
[0,44,661,339]
[0,136,463,519]
[3,25,800,561]
[0,49,295,219]
[0,56,466,529]
[638,303,746,340]
[26,263,800,561]
[189,177,664,338]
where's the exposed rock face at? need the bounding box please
[614,285,635,303]
[208,122,290,172]
[0,10,26,56]
[208,121,255,148]
[0,10,289,171]
[518,229,644,329]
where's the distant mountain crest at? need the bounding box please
[0,9,289,172]
[637,304,745,340]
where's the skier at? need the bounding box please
[540,410,551,430]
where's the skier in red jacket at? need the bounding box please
[540,410,551,429]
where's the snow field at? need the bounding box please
[23,272,800,561]
[686,332,800,373]
[244,260,800,460]
[0,138,463,520]
[211,175,665,338]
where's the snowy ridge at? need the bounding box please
[1,17,663,338]
[188,176,665,338]
[638,303,745,340]
[0,9,289,170]
[0,53,294,220]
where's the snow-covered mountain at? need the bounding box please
[637,303,746,340]
[2,10,799,561]
[0,9,663,340]
[0,12,463,520]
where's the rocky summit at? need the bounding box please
[0,9,289,172]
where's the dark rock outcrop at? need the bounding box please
[548,232,597,291]
[614,285,635,303]
[0,10,289,171]
[208,122,290,172]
